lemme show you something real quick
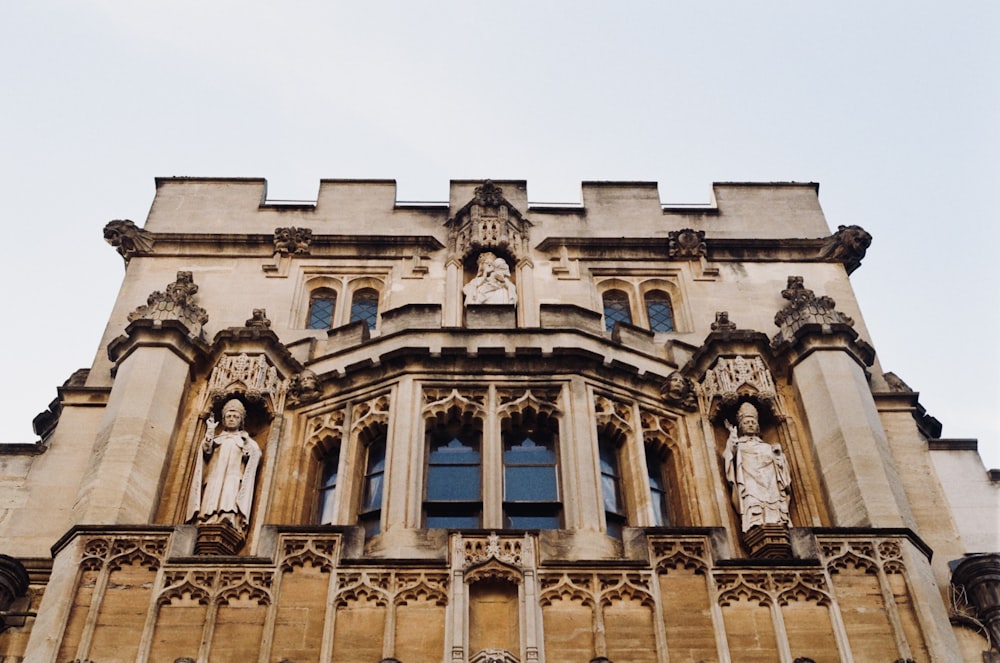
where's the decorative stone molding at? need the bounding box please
[594,394,634,439]
[470,649,519,663]
[128,271,209,338]
[819,224,871,275]
[951,553,1000,653]
[103,219,154,264]
[667,228,707,259]
[700,354,778,416]
[462,533,523,570]
[273,226,313,255]
[742,524,793,559]
[206,353,286,414]
[446,180,531,264]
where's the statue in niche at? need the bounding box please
[464,252,517,305]
[723,402,791,532]
[186,399,262,531]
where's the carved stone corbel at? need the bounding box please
[103,219,154,265]
[819,224,871,274]
[667,228,707,259]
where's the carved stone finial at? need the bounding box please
[273,227,313,256]
[711,311,737,333]
[819,224,871,274]
[771,276,855,350]
[660,371,698,412]
[245,309,271,329]
[127,271,209,335]
[103,219,154,264]
[667,228,707,259]
[287,369,322,407]
[473,180,505,206]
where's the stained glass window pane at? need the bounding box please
[603,290,632,332]
[308,295,336,329]
[350,288,379,330]
[645,290,674,332]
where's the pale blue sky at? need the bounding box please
[2,1,997,467]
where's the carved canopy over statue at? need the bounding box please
[186,399,262,531]
[463,252,517,306]
[723,402,791,533]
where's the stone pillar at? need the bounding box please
[772,277,913,528]
[952,554,1000,655]
[73,272,209,525]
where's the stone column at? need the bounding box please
[73,272,209,525]
[771,277,913,528]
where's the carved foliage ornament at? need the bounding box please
[667,228,707,259]
[273,227,313,256]
[128,271,209,335]
[207,353,285,413]
[771,276,855,350]
[700,355,777,414]
[104,219,154,263]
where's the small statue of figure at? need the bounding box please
[463,252,517,305]
[186,399,262,531]
[723,402,790,532]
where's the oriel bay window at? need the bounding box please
[424,416,483,528]
[359,434,386,537]
[502,410,561,529]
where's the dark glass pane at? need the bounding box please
[308,296,335,329]
[647,449,670,526]
[645,291,674,332]
[599,443,619,477]
[505,466,558,501]
[503,437,556,465]
[506,513,561,529]
[360,512,380,537]
[362,473,383,511]
[317,488,336,524]
[426,514,481,529]
[350,288,379,330]
[601,473,622,515]
[426,465,481,501]
[320,449,340,489]
[606,514,624,539]
[429,437,481,464]
[603,290,632,332]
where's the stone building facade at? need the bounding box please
[1,178,998,662]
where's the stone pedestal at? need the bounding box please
[194,522,245,556]
[742,524,792,559]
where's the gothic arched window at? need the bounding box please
[503,416,561,529]
[350,287,380,330]
[646,446,671,527]
[307,289,337,329]
[359,434,387,537]
[317,445,341,524]
[425,418,483,528]
[602,289,632,332]
[644,290,675,332]
[599,437,625,538]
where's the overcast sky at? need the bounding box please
[2,1,997,468]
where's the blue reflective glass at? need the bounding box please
[506,513,561,529]
[426,465,481,501]
[426,514,481,529]
[504,466,558,501]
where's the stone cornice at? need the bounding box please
[107,318,211,369]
